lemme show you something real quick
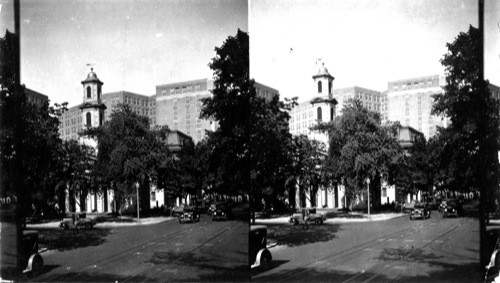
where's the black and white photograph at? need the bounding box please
[1,0,250,281]
[1,0,500,282]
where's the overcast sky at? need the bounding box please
[1,0,247,107]
[250,0,500,102]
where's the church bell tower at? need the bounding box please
[79,68,106,147]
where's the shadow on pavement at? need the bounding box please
[251,259,289,275]
[266,224,341,247]
[35,227,111,251]
[253,261,482,282]
[147,251,250,281]
[30,271,150,282]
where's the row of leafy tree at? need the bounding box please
[2,25,498,223]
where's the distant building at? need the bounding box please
[254,82,279,103]
[332,86,382,116]
[59,91,155,141]
[25,88,49,108]
[155,78,279,144]
[155,79,214,144]
[386,75,448,139]
[396,125,425,150]
[101,91,155,126]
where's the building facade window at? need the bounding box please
[86,86,91,99]
[317,107,322,122]
[318,81,322,93]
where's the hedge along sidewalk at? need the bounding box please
[254,213,407,225]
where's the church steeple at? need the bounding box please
[312,62,335,97]
[79,68,106,147]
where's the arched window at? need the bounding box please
[317,107,322,122]
[97,85,101,100]
[329,81,332,95]
[86,86,91,99]
[330,107,334,120]
[86,112,91,127]
[318,81,322,93]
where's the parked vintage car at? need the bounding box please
[212,203,232,221]
[231,203,250,220]
[250,225,274,270]
[171,204,185,217]
[59,212,96,229]
[409,203,431,220]
[178,206,200,224]
[402,201,417,213]
[443,200,462,218]
[289,208,326,225]
[21,230,44,274]
[207,202,227,216]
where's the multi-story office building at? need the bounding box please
[155,79,214,144]
[101,91,154,124]
[254,82,279,103]
[59,91,155,141]
[59,105,82,141]
[332,86,382,116]
[155,79,280,144]
[386,75,448,139]
[25,88,49,108]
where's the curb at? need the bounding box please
[254,213,407,225]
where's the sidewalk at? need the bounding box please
[254,212,406,225]
[25,216,176,229]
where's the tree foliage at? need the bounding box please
[0,30,66,218]
[432,25,500,195]
[315,99,403,208]
[91,103,173,212]
[201,29,294,203]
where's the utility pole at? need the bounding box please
[366,178,371,216]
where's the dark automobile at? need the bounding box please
[171,204,185,217]
[21,230,44,274]
[425,196,441,210]
[409,203,430,220]
[289,208,326,225]
[443,200,462,218]
[59,212,96,229]
[250,225,274,270]
[208,202,223,216]
[212,203,231,221]
[178,206,200,224]
[231,203,250,220]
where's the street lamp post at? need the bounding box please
[136,182,140,221]
[366,178,371,216]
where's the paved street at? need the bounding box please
[253,211,481,282]
[28,215,249,282]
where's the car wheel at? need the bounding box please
[31,254,44,275]
[315,219,321,225]
[261,253,271,270]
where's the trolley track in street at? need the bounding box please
[271,216,445,282]
[39,219,221,282]
[126,220,244,282]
